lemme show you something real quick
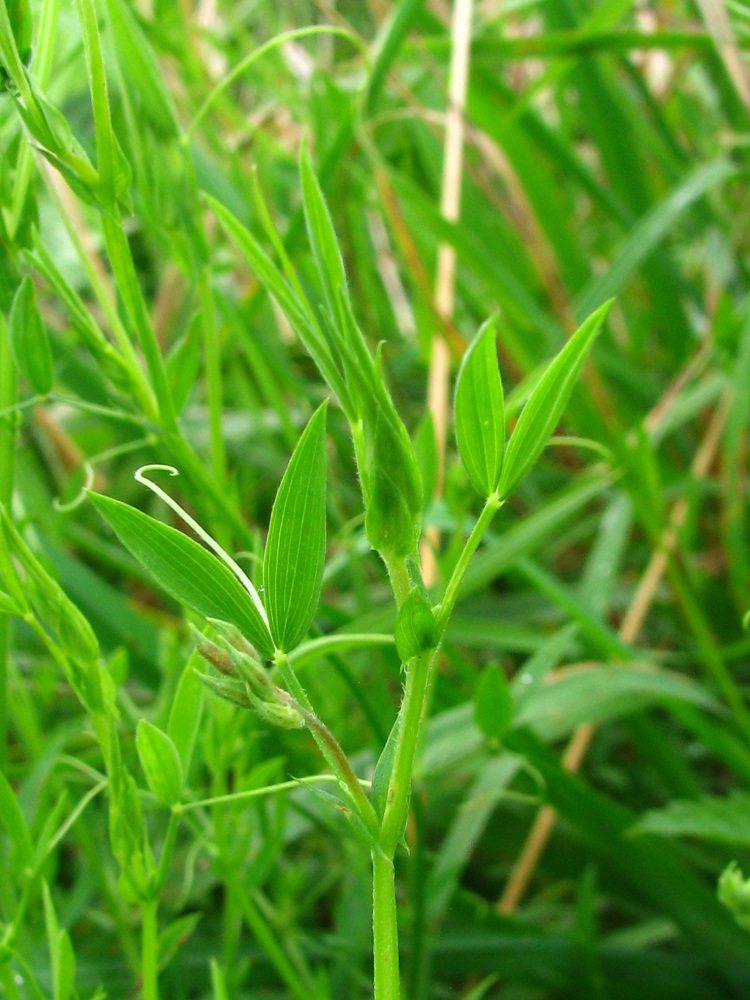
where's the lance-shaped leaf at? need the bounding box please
[264,402,328,652]
[136,720,183,807]
[474,662,513,741]
[498,300,612,500]
[9,275,53,395]
[89,492,273,655]
[454,317,505,497]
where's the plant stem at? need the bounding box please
[141,898,159,1000]
[0,315,17,770]
[156,811,181,889]
[374,493,503,995]
[198,268,227,491]
[372,851,399,1000]
[436,495,502,632]
[381,496,501,856]
[290,696,380,839]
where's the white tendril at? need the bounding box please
[134,464,270,629]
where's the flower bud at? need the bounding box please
[356,405,422,562]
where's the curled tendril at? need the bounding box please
[133,464,269,627]
[54,463,96,512]
[54,436,159,512]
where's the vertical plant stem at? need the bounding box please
[436,495,502,632]
[156,811,181,888]
[141,898,159,1000]
[372,850,399,1000]
[0,315,17,769]
[198,268,227,488]
[375,494,500,994]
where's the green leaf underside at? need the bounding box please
[499,300,612,499]
[455,317,505,497]
[264,403,328,652]
[633,791,750,847]
[89,492,272,655]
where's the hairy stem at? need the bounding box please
[372,851,400,1000]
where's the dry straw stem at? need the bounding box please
[422,0,474,586]
[498,387,734,914]
[695,0,750,112]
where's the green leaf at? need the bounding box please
[474,662,513,741]
[498,301,611,499]
[0,770,33,873]
[632,792,750,847]
[89,492,273,655]
[394,587,439,662]
[135,720,183,807]
[514,663,717,741]
[210,958,231,1000]
[299,139,349,329]
[167,654,204,773]
[454,317,505,497]
[9,276,53,394]
[263,403,328,652]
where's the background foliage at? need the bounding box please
[1,0,750,997]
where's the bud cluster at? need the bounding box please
[192,619,305,730]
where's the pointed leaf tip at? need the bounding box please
[498,301,611,499]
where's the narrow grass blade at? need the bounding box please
[632,792,750,846]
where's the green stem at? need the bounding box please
[198,268,227,490]
[141,898,159,1000]
[155,811,181,889]
[275,652,379,834]
[380,496,501,856]
[0,314,17,770]
[372,851,399,1000]
[374,494,503,996]
[436,495,502,632]
[7,0,59,238]
[290,697,380,839]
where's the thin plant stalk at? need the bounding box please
[140,898,159,1000]
[374,494,502,998]
[0,315,17,769]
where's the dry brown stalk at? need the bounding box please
[421,0,474,587]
